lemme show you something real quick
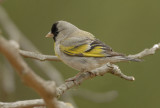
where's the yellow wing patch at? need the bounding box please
[60,44,106,57]
[83,46,105,57]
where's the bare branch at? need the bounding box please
[128,43,160,58]
[0,36,58,108]
[19,50,60,61]
[0,99,74,108]
[56,63,133,97]
[0,99,45,108]
[107,64,135,81]
[8,40,60,61]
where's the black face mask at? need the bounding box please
[51,22,59,41]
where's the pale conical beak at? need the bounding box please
[45,32,54,38]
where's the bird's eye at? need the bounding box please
[54,31,59,36]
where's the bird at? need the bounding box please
[45,21,140,81]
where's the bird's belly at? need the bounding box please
[59,53,108,71]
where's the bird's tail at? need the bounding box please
[123,56,141,62]
[109,56,141,63]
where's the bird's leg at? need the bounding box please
[65,70,85,82]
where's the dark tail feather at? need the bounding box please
[111,56,142,62]
[109,51,141,62]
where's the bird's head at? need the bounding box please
[45,21,78,41]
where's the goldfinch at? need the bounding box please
[46,21,140,81]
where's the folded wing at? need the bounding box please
[60,37,123,57]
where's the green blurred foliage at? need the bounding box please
[1,0,160,108]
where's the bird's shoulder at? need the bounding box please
[73,29,95,39]
[60,29,94,46]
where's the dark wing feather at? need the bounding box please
[87,39,125,57]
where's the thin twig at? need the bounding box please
[19,50,60,61]
[128,43,160,58]
[0,99,74,108]
[0,99,45,108]
[56,63,133,97]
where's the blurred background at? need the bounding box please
[0,0,160,108]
